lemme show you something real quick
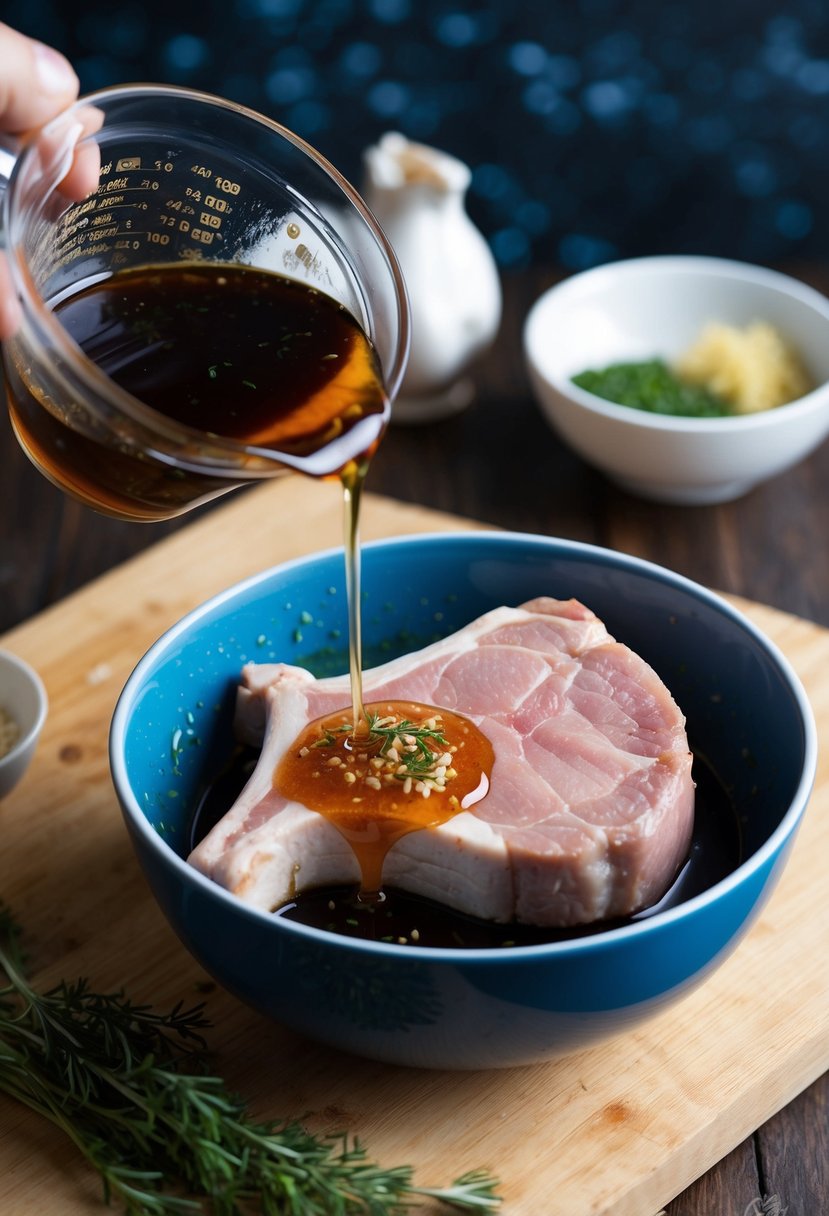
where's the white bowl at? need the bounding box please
[0,650,48,799]
[524,255,829,504]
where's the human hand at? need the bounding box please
[0,23,79,339]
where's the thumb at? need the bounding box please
[0,23,79,134]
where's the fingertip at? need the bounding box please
[32,39,79,99]
[0,25,79,131]
[0,299,22,342]
[59,130,102,202]
[0,255,22,340]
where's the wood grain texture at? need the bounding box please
[757,1080,829,1213]
[0,478,827,1216]
[663,1138,759,1216]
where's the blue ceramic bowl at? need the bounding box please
[110,532,817,1069]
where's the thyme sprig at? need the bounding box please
[0,903,500,1214]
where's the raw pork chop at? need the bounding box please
[188,597,695,927]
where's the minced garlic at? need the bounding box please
[0,707,21,759]
[676,320,812,414]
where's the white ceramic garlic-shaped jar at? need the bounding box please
[363,132,502,422]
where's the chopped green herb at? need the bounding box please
[313,714,450,779]
[572,358,731,417]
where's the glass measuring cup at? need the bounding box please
[0,84,409,520]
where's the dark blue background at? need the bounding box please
[5,0,828,271]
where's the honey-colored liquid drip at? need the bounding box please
[5,262,389,520]
[290,463,494,899]
[275,700,494,898]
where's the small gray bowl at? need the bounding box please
[0,649,48,799]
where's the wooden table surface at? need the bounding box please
[2,266,827,1214]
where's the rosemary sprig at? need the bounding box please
[0,903,500,1214]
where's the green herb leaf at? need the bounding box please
[572,358,731,417]
[312,714,450,779]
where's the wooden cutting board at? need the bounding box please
[1,476,827,1216]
